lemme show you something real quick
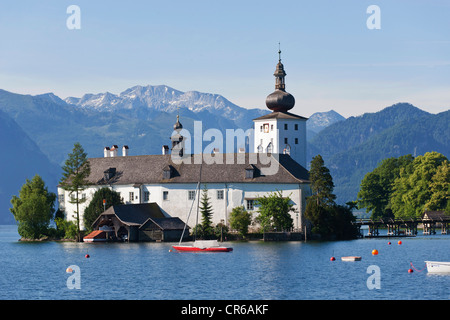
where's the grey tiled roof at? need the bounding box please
[87,153,309,185]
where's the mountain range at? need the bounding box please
[0,85,448,223]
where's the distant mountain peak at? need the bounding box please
[307,109,346,134]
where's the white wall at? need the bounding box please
[253,118,307,167]
[58,182,309,231]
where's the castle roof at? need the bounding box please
[85,153,309,186]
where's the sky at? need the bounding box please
[0,0,449,118]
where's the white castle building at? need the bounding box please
[58,52,311,231]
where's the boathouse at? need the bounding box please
[89,203,189,242]
[422,211,449,235]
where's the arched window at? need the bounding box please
[257,144,263,153]
[266,142,273,154]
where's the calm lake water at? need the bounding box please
[0,225,448,300]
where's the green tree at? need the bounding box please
[229,206,252,237]
[84,188,123,231]
[425,160,450,212]
[328,204,359,240]
[305,155,358,239]
[357,155,414,219]
[54,217,78,239]
[59,142,91,241]
[308,155,336,206]
[194,185,214,239]
[390,152,447,219]
[255,190,294,232]
[304,199,330,236]
[10,175,56,239]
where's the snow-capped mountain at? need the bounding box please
[65,85,266,122]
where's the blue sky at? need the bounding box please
[0,0,449,117]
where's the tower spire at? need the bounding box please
[278,42,281,62]
[265,46,295,112]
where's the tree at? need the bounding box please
[328,205,359,240]
[10,175,56,239]
[194,185,214,239]
[308,155,336,206]
[425,160,450,212]
[255,190,294,232]
[59,142,91,241]
[357,155,414,219]
[390,152,447,219]
[229,206,252,237]
[305,155,358,239]
[84,188,123,231]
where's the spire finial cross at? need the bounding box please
[278,42,281,61]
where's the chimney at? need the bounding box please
[104,147,110,158]
[162,145,169,155]
[110,145,118,157]
[122,145,129,157]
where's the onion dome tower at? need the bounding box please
[265,48,295,112]
[252,47,308,168]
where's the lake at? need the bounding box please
[0,225,448,300]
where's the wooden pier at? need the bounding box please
[353,211,450,238]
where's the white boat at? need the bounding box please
[173,240,233,252]
[425,261,450,273]
[341,256,361,262]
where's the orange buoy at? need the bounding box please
[372,249,378,255]
[66,267,73,273]
[330,257,336,261]
[398,240,402,245]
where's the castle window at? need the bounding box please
[295,138,299,144]
[188,190,196,200]
[266,142,273,153]
[284,123,288,130]
[217,190,224,200]
[295,124,298,130]
[284,137,288,144]
[129,192,134,202]
[245,165,255,179]
[163,165,172,179]
[246,200,254,211]
[144,191,150,202]
[104,167,116,180]
[163,191,169,201]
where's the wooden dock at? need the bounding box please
[353,211,450,238]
